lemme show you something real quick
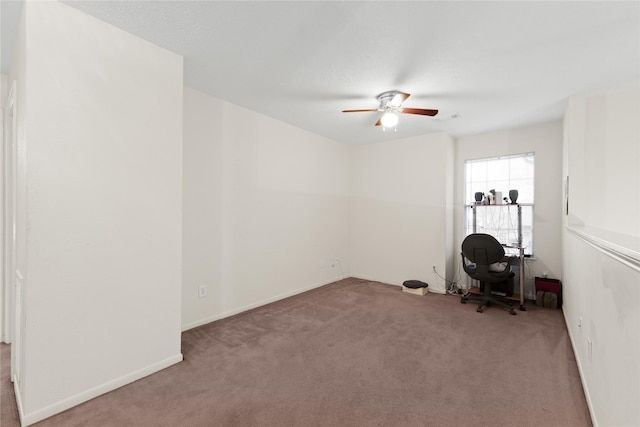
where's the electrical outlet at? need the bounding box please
[587,337,593,362]
[198,285,207,298]
[332,257,339,267]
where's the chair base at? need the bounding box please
[461,288,516,315]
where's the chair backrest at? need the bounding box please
[461,233,505,266]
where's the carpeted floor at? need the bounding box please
[1,278,591,426]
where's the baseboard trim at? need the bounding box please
[181,276,345,332]
[21,353,183,426]
[563,309,597,427]
[13,378,25,427]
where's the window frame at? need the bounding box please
[463,152,535,257]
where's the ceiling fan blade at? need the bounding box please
[342,109,379,113]
[390,92,410,106]
[375,117,382,126]
[401,108,439,116]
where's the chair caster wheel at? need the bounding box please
[476,307,483,313]
[461,299,466,304]
[509,309,517,315]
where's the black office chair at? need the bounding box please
[460,233,516,315]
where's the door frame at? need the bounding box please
[3,80,17,345]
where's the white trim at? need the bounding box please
[3,80,18,344]
[20,354,183,426]
[567,225,640,273]
[464,151,535,164]
[181,276,345,331]
[563,309,598,427]
[12,377,25,427]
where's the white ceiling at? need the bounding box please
[2,1,639,144]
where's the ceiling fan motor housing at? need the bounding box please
[377,90,406,110]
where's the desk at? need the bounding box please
[466,245,526,311]
[505,245,526,311]
[467,203,527,311]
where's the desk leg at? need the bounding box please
[519,248,526,311]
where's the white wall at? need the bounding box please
[0,73,7,342]
[349,133,455,294]
[454,121,564,297]
[566,89,640,240]
[7,4,27,406]
[562,87,640,427]
[13,2,183,424]
[182,87,350,330]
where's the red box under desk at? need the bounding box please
[535,277,562,306]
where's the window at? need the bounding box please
[464,153,535,256]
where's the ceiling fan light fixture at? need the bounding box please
[341,91,437,129]
[380,111,399,130]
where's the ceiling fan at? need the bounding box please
[342,90,438,129]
